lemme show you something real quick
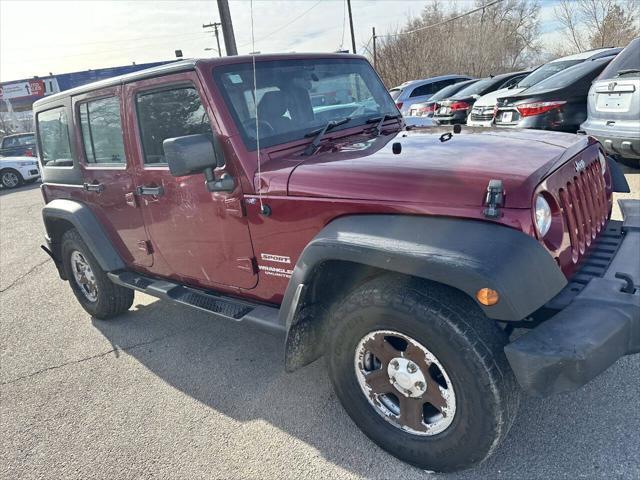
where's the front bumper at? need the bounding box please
[505,199,640,396]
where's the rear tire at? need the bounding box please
[326,275,520,472]
[61,229,133,319]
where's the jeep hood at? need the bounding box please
[287,128,587,208]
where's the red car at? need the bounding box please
[34,54,639,473]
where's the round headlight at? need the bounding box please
[535,194,552,237]
[598,150,607,176]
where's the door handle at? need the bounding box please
[136,185,164,196]
[83,182,104,193]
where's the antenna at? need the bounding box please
[250,0,268,216]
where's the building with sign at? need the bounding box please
[1,60,174,135]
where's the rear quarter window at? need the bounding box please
[37,107,73,167]
[389,88,402,100]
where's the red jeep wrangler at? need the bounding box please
[34,54,639,472]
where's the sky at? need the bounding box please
[0,0,565,82]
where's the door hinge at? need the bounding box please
[137,240,153,255]
[224,197,246,218]
[237,257,258,274]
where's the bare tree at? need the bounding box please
[554,0,639,54]
[372,0,541,87]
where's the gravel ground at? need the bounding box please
[1,166,639,480]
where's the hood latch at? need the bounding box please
[483,179,504,218]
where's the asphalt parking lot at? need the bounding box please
[1,167,639,480]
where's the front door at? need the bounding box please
[73,86,152,268]
[123,73,257,290]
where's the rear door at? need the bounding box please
[123,72,257,290]
[73,86,152,268]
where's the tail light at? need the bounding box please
[416,104,436,115]
[516,101,566,117]
[396,102,403,110]
[450,101,470,111]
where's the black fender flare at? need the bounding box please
[607,155,630,193]
[280,214,567,329]
[42,199,125,272]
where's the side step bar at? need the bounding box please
[108,271,285,336]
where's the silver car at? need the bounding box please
[389,75,472,116]
[581,37,640,166]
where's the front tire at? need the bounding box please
[326,275,520,472]
[61,229,133,319]
[1,169,24,189]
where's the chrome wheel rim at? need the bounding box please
[2,172,19,188]
[354,330,456,436]
[70,250,98,302]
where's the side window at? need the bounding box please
[409,83,434,98]
[439,79,457,90]
[79,96,126,165]
[37,107,72,167]
[136,86,212,165]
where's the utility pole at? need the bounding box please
[347,0,356,54]
[372,27,377,69]
[217,0,238,56]
[203,22,222,57]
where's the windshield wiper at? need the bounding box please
[303,117,350,156]
[615,68,640,77]
[365,113,402,136]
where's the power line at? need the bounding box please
[376,0,505,38]
[238,0,324,48]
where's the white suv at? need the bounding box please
[0,156,41,189]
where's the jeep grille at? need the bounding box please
[557,160,609,263]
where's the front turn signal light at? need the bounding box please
[476,288,499,306]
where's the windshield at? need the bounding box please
[599,38,640,79]
[522,58,609,94]
[430,80,477,102]
[517,60,582,88]
[213,58,398,150]
[389,88,402,100]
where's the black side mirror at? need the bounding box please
[163,134,220,175]
[163,134,234,192]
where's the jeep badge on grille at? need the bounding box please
[575,159,587,172]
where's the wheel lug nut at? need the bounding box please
[391,360,399,370]
[415,381,425,390]
[407,362,417,373]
